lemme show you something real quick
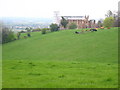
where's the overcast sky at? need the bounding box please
[0,0,119,20]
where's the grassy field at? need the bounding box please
[2,27,118,88]
[0,45,2,89]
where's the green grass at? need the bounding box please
[2,27,118,88]
[0,45,2,89]
[3,60,118,88]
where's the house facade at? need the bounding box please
[61,16,96,29]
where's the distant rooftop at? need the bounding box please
[61,16,85,20]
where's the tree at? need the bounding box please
[112,10,120,27]
[50,23,59,32]
[113,14,119,27]
[60,17,68,29]
[105,10,119,27]
[103,17,114,28]
[25,27,32,32]
[1,25,15,44]
[68,23,77,29]
[105,10,113,17]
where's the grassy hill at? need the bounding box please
[2,27,118,88]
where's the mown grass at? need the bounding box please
[2,27,118,88]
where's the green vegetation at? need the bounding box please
[103,17,114,28]
[69,23,77,29]
[2,26,15,44]
[0,45,2,89]
[2,27,118,88]
[25,27,32,32]
[32,28,41,32]
[3,60,118,88]
[50,23,59,32]
[41,28,47,34]
[60,17,68,29]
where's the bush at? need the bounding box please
[103,17,114,28]
[41,28,46,34]
[2,26,15,44]
[69,23,77,29]
[50,23,59,32]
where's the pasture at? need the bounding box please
[2,27,118,88]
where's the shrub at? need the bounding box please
[41,28,46,34]
[50,23,59,32]
[69,23,77,29]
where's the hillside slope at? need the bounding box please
[3,28,118,63]
[2,28,118,88]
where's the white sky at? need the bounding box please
[0,0,119,20]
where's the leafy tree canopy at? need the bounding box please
[103,17,114,28]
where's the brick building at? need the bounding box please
[61,16,96,29]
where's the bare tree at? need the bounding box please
[105,10,113,17]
